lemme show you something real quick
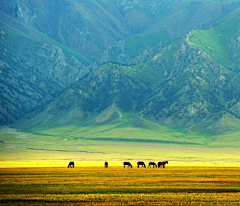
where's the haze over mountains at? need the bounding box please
[1,0,240,134]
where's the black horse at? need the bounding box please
[104,162,108,168]
[148,162,157,168]
[68,161,74,168]
[137,161,146,168]
[158,161,168,168]
[123,162,132,168]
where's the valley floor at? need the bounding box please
[1,125,240,168]
[0,167,239,205]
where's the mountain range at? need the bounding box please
[1,0,240,134]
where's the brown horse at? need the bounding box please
[137,161,146,168]
[68,161,74,168]
[123,162,132,168]
[158,161,168,168]
[148,162,157,168]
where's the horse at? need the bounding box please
[68,161,74,168]
[137,161,146,168]
[148,162,157,168]
[123,162,132,168]
[158,161,168,168]
[104,162,108,168]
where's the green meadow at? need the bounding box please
[189,8,240,69]
[1,115,240,167]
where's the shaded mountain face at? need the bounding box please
[1,0,240,134]
[1,0,240,60]
[15,64,150,128]
[14,7,240,134]
[141,40,240,133]
[0,12,89,124]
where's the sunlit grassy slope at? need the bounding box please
[189,7,240,69]
[123,28,171,59]
[1,112,240,167]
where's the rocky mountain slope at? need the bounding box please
[1,0,239,61]
[1,0,240,134]
[14,6,240,134]
[0,11,89,124]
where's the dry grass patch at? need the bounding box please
[0,167,239,205]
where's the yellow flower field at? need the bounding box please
[0,167,239,205]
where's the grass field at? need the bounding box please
[1,123,240,168]
[0,167,239,205]
[0,117,240,205]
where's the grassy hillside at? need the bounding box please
[189,7,240,70]
[28,114,240,148]
[1,112,240,167]
[189,29,232,68]
[124,28,171,59]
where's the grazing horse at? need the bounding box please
[104,162,108,168]
[137,161,146,168]
[148,162,157,168]
[68,161,74,168]
[158,161,168,168]
[123,162,132,168]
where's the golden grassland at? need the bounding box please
[0,167,239,205]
